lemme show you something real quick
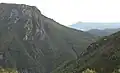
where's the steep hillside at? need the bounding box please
[53,31,120,73]
[0,3,97,73]
[87,28,120,36]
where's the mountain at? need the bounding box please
[0,3,97,73]
[70,22,120,31]
[87,28,120,36]
[87,29,110,36]
[52,31,120,73]
[104,28,120,33]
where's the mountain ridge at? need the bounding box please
[0,3,97,73]
[52,30,120,73]
[87,28,120,36]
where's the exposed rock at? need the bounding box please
[0,3,97,73]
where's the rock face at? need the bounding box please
[0,3,97,73]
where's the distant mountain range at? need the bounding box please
[1,3,120,73]
[70,22,120,31]
[87,28,120,36]
[70,22,120,36]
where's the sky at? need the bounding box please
[0,0,120,26]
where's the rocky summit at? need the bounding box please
[0,3,97,73]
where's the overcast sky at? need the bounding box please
[0,0,120,26]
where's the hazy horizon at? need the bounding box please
[70,23,120,31]
[0,0,120,26]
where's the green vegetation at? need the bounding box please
[82,68,120,73]
[52,31,120,73]
[0,67,18,73]
[82,68,96,73]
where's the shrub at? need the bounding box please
[0,67,18,73]
[82,68,96,73]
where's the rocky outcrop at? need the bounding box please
[0,3,96,73]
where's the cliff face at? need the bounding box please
[0,3,96,73]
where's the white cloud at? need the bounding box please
[0,0,120,26]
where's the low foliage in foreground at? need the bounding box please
[82,68,96,73]
[82,68,120,73]
[0,67,18,73]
